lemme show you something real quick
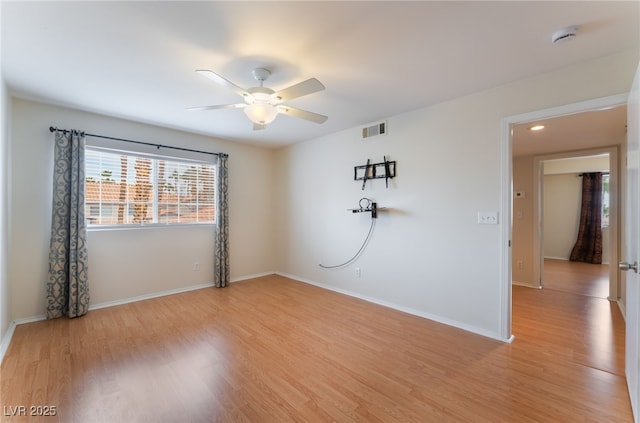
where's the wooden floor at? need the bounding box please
[1,273,632,422]
[542,258,610,298]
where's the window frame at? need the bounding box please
[84,145,217,230]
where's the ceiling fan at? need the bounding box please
[188,68,328,130]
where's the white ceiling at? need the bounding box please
[2,1,639,148]
[512,105,628,157]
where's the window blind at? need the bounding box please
[85,147,216,226]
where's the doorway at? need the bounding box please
[499,93,628,340]
[538,152,613,299]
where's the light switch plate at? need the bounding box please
[478,211,499,225]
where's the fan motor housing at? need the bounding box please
[252,68,271,82]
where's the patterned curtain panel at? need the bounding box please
[569,172,603,264]
[47,129,90,319]
[214,153,230,288]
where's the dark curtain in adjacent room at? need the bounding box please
[569,172,603,264]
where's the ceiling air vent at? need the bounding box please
[362,121,387,139]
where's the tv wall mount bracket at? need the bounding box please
[354,156,396,190]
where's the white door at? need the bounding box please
[624,62,640,423]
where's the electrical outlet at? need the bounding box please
[193,262,200,271]
[355,268,361,278]
[516,260,523,270]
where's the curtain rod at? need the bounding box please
[49,126,222,157]
[578,172,610,176]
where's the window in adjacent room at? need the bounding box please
[601,173,610,227]
[85,147,216,226]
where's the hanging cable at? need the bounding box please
[319,216,376,269]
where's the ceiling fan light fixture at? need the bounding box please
[244,102,278,125]
[191,67,327,128]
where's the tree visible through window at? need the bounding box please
[601,173,610,227]
[85,148,216,226]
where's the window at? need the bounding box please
[601,173,610,227]
[85,147,216,226]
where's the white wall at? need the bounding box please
[512,156,535,285]
[275,50,639,340]
[9,98,276,320]
[544,155,609,175]
[543,173,582,260]
[0,79,11,349]
[0,0,11,352]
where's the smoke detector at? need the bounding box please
[552,26,578,44]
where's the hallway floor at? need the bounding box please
[542,258,610,298]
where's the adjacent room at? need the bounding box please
[1,2,639,422]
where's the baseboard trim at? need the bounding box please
[7,271,276,330]
[0,320,17,365]
[544,256,569,261]
[91,272,276,310]
[13,314,47,325]
[90,282,216,311]
[618,299,627,321]
[231,271,276,283]
[512,280,541,289]
[544,257,610,265]
[276,271,511,343]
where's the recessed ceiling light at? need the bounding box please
[529,125,545,131]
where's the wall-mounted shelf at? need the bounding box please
[354,156,396,190]
[348,198,378,218]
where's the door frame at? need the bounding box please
[500,92,629,340]
[533,147,619,299]
[533,145,621,302]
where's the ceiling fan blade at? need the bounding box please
[195,70,250,98]
[273,78,325,102]
[186,104,246,112]
[277,105,328,124]
[253,123,267,131]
